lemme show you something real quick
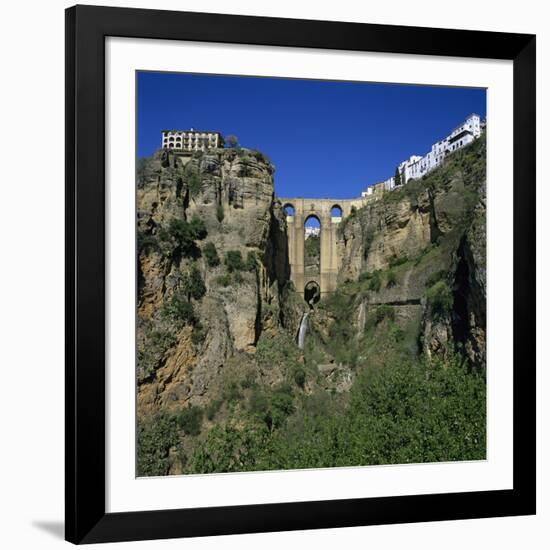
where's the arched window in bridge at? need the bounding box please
[283,204,295,218]
[304,215,321,281]
[331,205,343,221]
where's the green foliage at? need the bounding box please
[427,280,453,317]
[137,324,177,381]
[394,166,402,186]
[202,241,220,267]
[388,254,409,268]
[245,250,257,271]
[216,203,225,223]
[304,234,320,270]
[160,292,196,327]
[358,271,372,283]
[157,216,207,257]
[137,414,179,476]
[249,384,295,430]
[191,321,206,347]
[293,366,306,388]
[426,269,448,287]
[137,229,159,254]
[205,399,223,421]
[364,305,395,332]
[367,270,381,292]
[223,380,243,403]
[176,406,204,436]
[187,173,202,197]
[215,273,231,287]
[136,157,149,188]
[189,354,486,473]
[183,263,206,300]
[255,330,301,371]
[225,250,244,272]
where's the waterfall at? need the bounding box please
[297,312,309,350]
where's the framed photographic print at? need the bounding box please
[65,5,536,544]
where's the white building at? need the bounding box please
[305,226,320,239]
[362,114,483,195]
[161,129,224,151]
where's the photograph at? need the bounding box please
[135,72,488,477]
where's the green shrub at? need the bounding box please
[255,331,301,371]
[427,280,453,317]
[216,203,225,223]
[365,305,395,331]
[203,242,220,267]
[182,263,206,300]
[388,254,409,269]
[191,321,206,347]
[293,366,306,388]
[367,271,381,292]
[176,406,204,436]
[245,250,257,271]
[188,215,208,240]
[187,173,202,197]
[225,250,244,272]
[160,293,196,327]
[426,269,448,287]
[137,230,159,254]
[386,270,397,287]
[223,381,243,403]
[205,399,223,421]
[158,216,207,257]
[137,414,179,476]
[375,305,395,323]
[358,271,372,282]
[249,385,295,430]
[137,326,177,381]
[215,274,231,287]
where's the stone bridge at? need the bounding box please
[278,197,367,298]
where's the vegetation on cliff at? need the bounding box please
[136,136,487,477]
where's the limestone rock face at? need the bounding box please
[334,136,487,368]
[136,147,292,418]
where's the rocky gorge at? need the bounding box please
[136,135,487,476]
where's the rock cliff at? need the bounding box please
[136,147,295,425]
[136,134,487,476]
[329,133,487,368]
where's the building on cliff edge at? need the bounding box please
[162,129,224,151]
[362,113,483,196]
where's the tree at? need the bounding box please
[394,166,402,187]
[216,203,225,223]
[203,242,220,267]
[183,263,206,300]
[225,250,244,272]
[225,134,239,148]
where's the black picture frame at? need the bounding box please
[65,4,536,544]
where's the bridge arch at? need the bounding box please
[283,203,295,217]
[304,281,321,306]
[330,204,343,219]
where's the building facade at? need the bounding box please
[361,114,483,196]
[161,129,224,151]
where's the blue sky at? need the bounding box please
[137,72,486,199]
